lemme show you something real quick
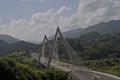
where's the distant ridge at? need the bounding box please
[0,35,38,55]
[59,20,120,38]
[0,40,38,55]
[0,34,20,44]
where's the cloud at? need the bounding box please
[59,0,120,29]
[0,7,70,42]
[55,6,71,15]
[77,0,120,27]
[0,0,120,42]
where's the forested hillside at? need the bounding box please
[69,32,120,76]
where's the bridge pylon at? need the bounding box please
[47,27,74,68]
[39,27,82,70]
[38,35,51,63]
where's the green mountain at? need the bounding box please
[68,32,120,60]
[69,32,120,76]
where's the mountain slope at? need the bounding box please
[0,34,39,55]
[0,39,8,46]
[62,20,120,38]
[11,41,38,50]
[0,34,20,44]
[62,28,83,38]
[83,20,120,34]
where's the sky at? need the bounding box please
[0,0,120,42]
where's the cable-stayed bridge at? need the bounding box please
[32,27,120,80]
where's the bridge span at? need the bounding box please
[31,53,120,80]
[33,27,120,80]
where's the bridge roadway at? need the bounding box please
[31,53,120,80]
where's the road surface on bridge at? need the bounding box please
[31,53,120,80]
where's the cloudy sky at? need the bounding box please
[0,0,120,42]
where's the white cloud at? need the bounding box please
[55,6,71,16]
[59,0,120,29]
[77,0,120,27]
[0,7,70,42]
[0,0,120,42]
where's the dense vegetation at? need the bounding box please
[68,32,120,59]
[0,51,71,80]
[70,32,120,76]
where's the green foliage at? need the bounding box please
[7,51,41,69]
[84,58,120,76]
[40,68,68,80]
[111,66,120,76]
[0,56,41,80]
[0,51,70,80]
[85,58,120,68]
